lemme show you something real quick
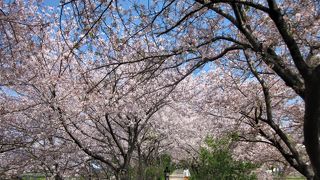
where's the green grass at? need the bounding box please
[22,176,46,180]
[273,176,306,180]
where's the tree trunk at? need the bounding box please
[137,146,145,180]
[304,66,320,180]
[119,170,130,180]
[53,174,63,180]
[114,173,119,180]
[119,160,131,180]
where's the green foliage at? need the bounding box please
[21,175,46,180]
[159,154,173,169]
[130,153,174,180]
[144,166,162,180]
[191,136,258,180]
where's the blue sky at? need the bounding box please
[43,0,60,7]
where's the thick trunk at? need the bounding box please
[137,146,144,180]
[119,170,130,180]
[53,174,63,180]
[114,173,119,180]
[119,159,131,180]
[304,66,320,180]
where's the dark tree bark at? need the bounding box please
[304,65,320,180]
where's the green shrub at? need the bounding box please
[191,136,258,180]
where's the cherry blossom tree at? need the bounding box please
[138,1,319,177]
[62,0,319,178]
[183,65,309,174]
[1,4,176,178]
[1,0,319,179]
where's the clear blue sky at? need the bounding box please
[43,0,60,7]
